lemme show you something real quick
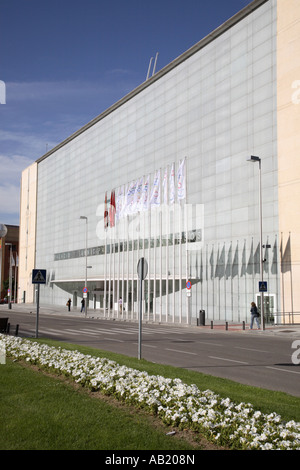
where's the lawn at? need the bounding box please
[1,337,299,450]
[0,358,204,450]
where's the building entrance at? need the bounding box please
[256,294,276,324]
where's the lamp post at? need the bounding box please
[5,242,12,310]
[0,224,7,301]
[247,155,264,330]
[80,216,88,317]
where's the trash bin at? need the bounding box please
[197,309,205,326]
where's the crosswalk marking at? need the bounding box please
[26,323,199,339]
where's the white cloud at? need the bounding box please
[0,154,33,224]
[0,154,33,183]
[6,78,135,104]
[0,183,20,216]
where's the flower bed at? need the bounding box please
[1,334,300,450]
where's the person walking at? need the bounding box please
[81,298,85,313]
[66,298,71,312]
[250,301,260,329]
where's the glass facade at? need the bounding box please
[34,0,280,324]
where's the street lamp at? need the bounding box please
[5,242,12,310]
[247,155,265,330]
[0,224,7,302]
[80,216,88,317]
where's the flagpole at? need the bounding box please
[131,211,134,319]
[179,194,182,323]
[237,241,240,322]
[172,163,175,323]
[166,165,169,322]
[159,168,162,323]
[104,193,107,317]
[126,215,129,319]
[184,156,189,324]
[142,175,146,321]
[148,200,151,320]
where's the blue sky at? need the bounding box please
[0,0,252,225]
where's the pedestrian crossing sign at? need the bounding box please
[32,269,47,284]
[259,281,267,292]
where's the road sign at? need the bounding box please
[186,281,191,290]
[32,269,47,339]
[259,281,268,292]
[32,269,47,284]
[83,287,88,293]
[137,257,148,280]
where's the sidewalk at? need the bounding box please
[1,302,300,337]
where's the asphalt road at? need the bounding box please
[1,306,300,397]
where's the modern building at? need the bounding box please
[0,224,19,303]
[19,0,300,326]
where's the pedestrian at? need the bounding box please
[250,301,260,329]
[66,298,71,312]
[81,298,85,313]
[119,297,122,314]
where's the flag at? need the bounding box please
[271,239,278,275]
[109,190,115,227]
[126,180,137,215]
[281,235,292,273]
[232,242,239,278]
[133,177,143,213]
[139,175,149,211]
[150,170,160,207]
[140,175,150,212]
[215,244,225,279]
[210,246,214,280]
[169,163,175,205]
[116,185,124,222]
[104,192,108,229]
[122,184,128,218]
[240,240,246,277]
[163,167,168,204]
[177,158,186,201]
[225,243,232,279]
[254,242,261,274]
[246,240,254,275]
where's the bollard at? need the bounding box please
[199,310,205,326]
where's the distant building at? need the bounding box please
[19,0,300,325]
[0,224,19,302]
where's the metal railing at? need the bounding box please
[272,311,300,326]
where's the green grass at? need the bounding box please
[0,359,201,450]
[1,337,300,450]
[37,338,300,423]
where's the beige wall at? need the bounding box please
[18,162,37,303]
[277,0,300,316]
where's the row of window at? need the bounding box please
[54,229,202,261]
